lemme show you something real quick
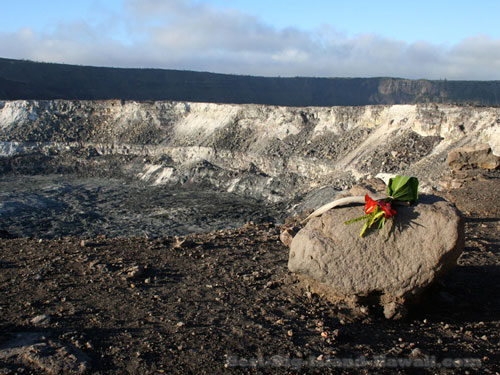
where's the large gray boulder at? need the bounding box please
[288,195,464,319]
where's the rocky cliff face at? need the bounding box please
[0,100,499,212]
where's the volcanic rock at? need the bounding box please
[288,195,464,319]
[447,144,500,171]
[0,333,90,374]
[279,225,300,247]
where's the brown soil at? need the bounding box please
[0,172,499,374]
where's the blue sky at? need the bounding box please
[1,0,500,79]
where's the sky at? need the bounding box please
[1,0,500,80]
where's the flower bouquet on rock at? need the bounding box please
[303,175,419,237]
[344,176,419,237]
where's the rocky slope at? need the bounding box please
[0,100,499,216]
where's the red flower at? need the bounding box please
[364,194,397,218]
[364,194,378,214]
[378,200,397,218]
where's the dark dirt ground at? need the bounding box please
[0,172,499,374]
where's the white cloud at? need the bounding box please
[0,0,499,80]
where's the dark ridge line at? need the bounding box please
[1,57,500,106]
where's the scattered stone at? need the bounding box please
[264,280,279,289]
[122,265,145,280]
[173,236,195,249]
[279,225,300,247]
[95,263,110,273]
[409,347,427,359]
[383,302,407,320]
[288,194,464,319]
[30,315,51,325]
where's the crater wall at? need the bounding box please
[1,100,498,207]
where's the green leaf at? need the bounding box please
[377,216,386,229]
[387,175,419,203]
[360,221,370,237]
[368,211,384,228]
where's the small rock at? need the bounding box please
[280,226,300,247]
[30,314,51,325]
[173,236,195,249]
[123,265,144,280]
[383,302,407,319]
[265,280,279,289]
[409,348,427,358]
